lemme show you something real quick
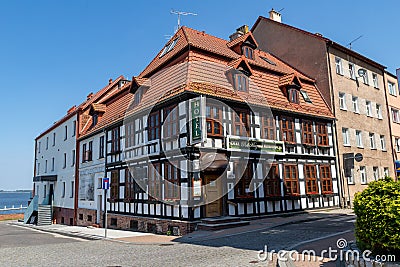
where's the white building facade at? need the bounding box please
[33,111,78,225]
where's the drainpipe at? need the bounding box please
[74,109,81,225]
[326,43,346,208]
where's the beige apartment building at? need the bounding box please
[252,10,395,206]
[385,71,400,175]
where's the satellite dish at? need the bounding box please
[358,69,367,77]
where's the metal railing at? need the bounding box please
[23,195,38,224]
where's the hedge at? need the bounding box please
[353,176,400,257]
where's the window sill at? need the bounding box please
[343,144,351,147]
[353,111,360,114]
[339,108,347,111]
[356,146,364,149]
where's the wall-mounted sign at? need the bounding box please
[226,136,285,154]
[189,96,205,145]
[192,178,202,197]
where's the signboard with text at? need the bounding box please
[189,96,205,145]
[226,136,285,154]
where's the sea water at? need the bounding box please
[0,191,31,214]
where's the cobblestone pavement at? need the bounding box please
[0,210,357,267]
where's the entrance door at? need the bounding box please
[204,174,222,217]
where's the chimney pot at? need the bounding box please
[87,92,93,100]
[269,8,282,23]
[109,78,113,84]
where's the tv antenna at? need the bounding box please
[347,35,363,50]
[170,9,197,32]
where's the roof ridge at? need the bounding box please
[182,26,229,43]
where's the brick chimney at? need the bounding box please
[229,25,249,41]
[269,8,282,23]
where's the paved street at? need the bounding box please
[0,212,356,267]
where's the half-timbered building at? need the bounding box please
[100,26,339,235]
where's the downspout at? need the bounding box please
[74,109,81,225]
[326,42,346,208]
[382,72,397,180]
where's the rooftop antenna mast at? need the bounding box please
[347,35,363,50]
[170,9,197,33]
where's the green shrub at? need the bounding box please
[353,176,400,257]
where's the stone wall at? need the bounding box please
[106,214,196,235]
[53,207,74,225]
[77,208,98,226]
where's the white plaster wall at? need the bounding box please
[35,115,77,209]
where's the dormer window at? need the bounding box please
[242,46,254,60]
[234,73,249,92]
[159,37,179,58]
[92,113,98,126]
[134,86,148,106]
[288,88,299,104]
[89,103,106,127]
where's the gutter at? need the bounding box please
[73,108,82,225]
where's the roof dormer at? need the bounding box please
[227,26,258,58]
[279,74,303,104]
[89,103,106,127]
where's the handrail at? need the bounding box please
[24,195,39,224]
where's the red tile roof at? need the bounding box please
[135,27,332,119]
[226,32,258,48]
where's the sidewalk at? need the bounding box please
[178,208,354,242]
[12,208,354,244]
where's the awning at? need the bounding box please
[33,175,57,182]
[395,161,400,173]
[200,152,228,171]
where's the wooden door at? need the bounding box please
[204,174,222,217]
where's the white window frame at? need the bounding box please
[352,96,359,113]
[369,133,376,149]
[392,108,400,123]
[396,138,400,152]
[349,63,356,79]
[376,104,382,119]
[339,92,347,110]
[348,169,355,184]
[342,128,350,146]
[384,168,389,177]
[373,167,379,181]
[380,135,386,151]
[362,70,369,85]
[335,57,343,75]
[389,82,396,96]
[366,100,372,117]
[372,73,379,88]
[360,166,367,184]
[356,130,363,148]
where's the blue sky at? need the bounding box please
[0,1,399,190]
